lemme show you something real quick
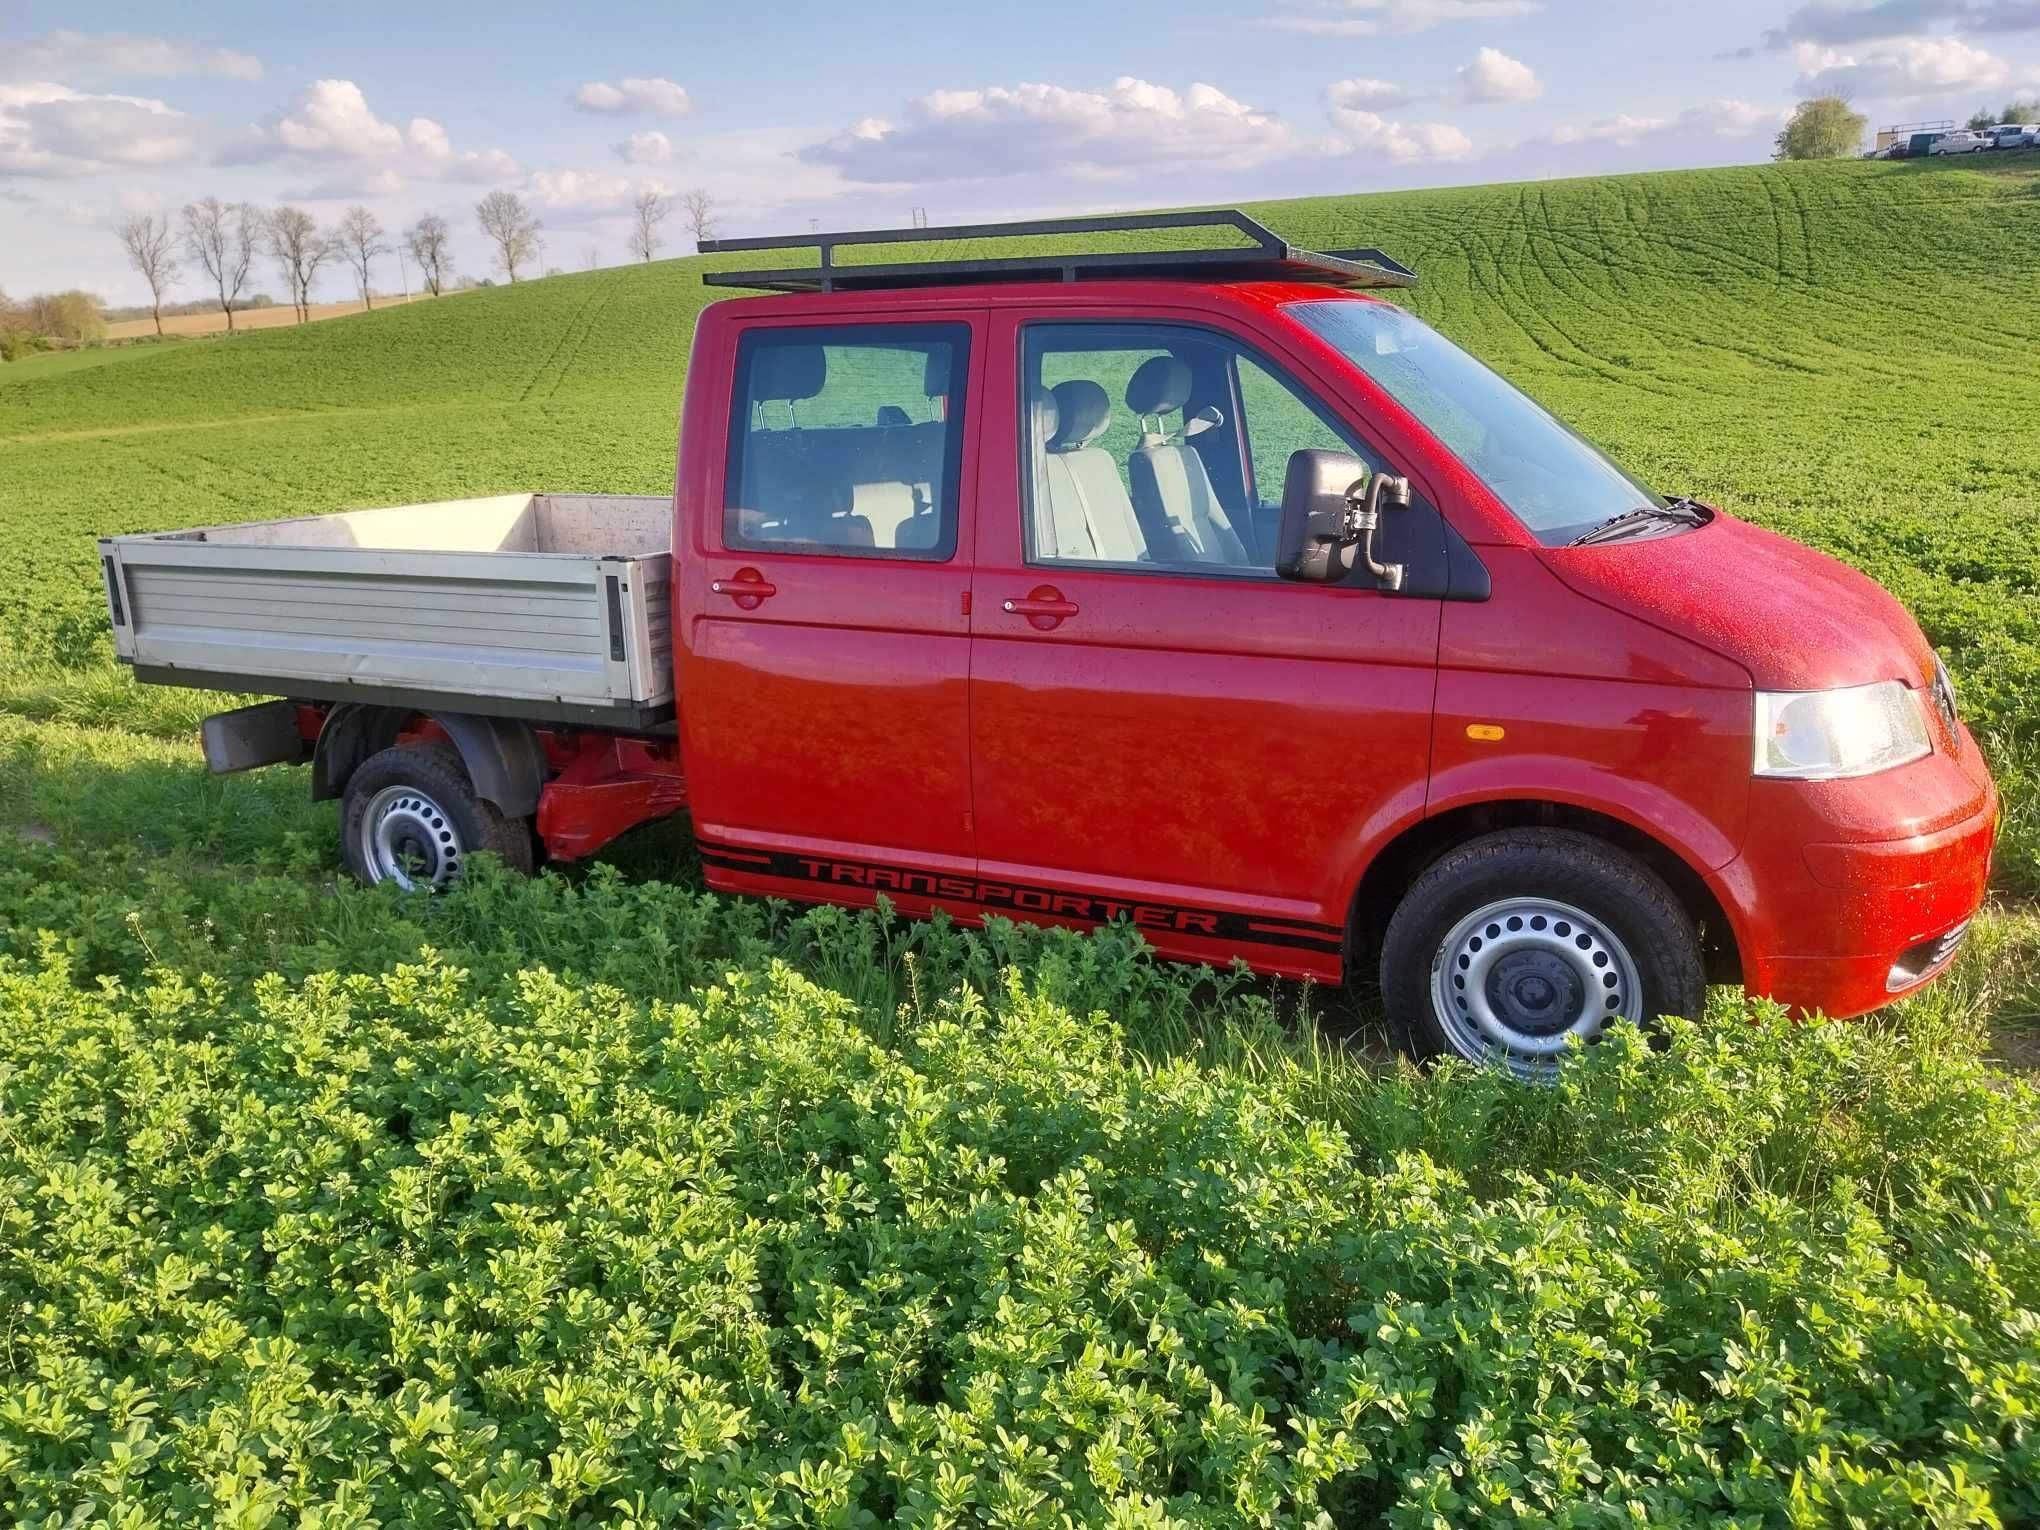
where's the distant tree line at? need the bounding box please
[1966,99,2040,130]
[2,184,725,357]
[0,289,106,360]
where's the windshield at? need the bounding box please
[1288,298,1663,545]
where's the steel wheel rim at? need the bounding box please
[1429,896,1642,1075]
[359,785,462,890]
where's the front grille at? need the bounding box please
[1888,920,1970,992]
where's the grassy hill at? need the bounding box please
[5,157,2040,1524]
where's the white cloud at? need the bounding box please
[1550,112,1670,146]
[221,81,519,185]
[1756,0,2040,51]
[1691,98,1784,135]
[407,117,520,181]
[572,77,693,117]
[616,129,677,165]
[802,77,1293,183]
[0,30,262,83]
[288,166,407,201]
[1547,98,1785,148]
[1265,0,1541,35]
[0,82,197,176]
[1457,46,1542,102]
[529,168,672,212]
[1328,104,1477,159]
[254,78,404,158]
[1792,35,2011,95]
[1326,76,1416,109]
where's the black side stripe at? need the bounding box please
[697,841,1344,954]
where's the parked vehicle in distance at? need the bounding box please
[1994,123,2039,149]
[1905,131,1948,156]
[1933,129,1991,154]
[99,209,1998,1076]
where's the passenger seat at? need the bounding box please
[1124,357,1247,565]
[1038,379,1147,563]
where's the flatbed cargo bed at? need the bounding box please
[99,493,675,728]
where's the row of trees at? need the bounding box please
[115,200,453,336]
[1966,99,2040,130]
[114,187,722,337]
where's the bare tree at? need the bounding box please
[626,189,669,263]
[116,213,180,336]
[334,206,388,310]
[180,197,257,331]
[476,189,541,282]
[405,214,452,296]
[582,242,602,271]
[264,207,334,323]
[680,188,719,250]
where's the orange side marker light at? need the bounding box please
[1466,724,1505,742]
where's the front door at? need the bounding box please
[967,311,1443,979]
[678,314,984,911]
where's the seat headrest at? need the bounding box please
[1125,356,1191,417]
[751,344,826,403]
[1048,379,1110,450]
[924,350,950,398]
[1027,385,1058,450]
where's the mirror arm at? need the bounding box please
[1343,475,1410,592]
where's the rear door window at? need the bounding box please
[725,323,969,559]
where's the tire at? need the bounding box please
[339,742,533,890]
[1380,829,1704,1076]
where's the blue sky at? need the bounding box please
[6,0,2040,304]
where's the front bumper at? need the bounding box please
[1708,725,1998,1019]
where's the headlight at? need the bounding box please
[1753,681,1932,780]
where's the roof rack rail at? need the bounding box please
[698,208,1415,294]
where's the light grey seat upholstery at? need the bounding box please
[1037,379,1148,563]
[1124,356,1248,565]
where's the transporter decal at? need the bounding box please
[697,840,1345,953]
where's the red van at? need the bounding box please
[115,211,1998,1073]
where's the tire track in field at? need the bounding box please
[513,278,614,405]
[1525,186,1693,370]
[543,278,621,403]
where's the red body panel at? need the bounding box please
[503,277,1995,1020]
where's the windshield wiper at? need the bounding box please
[1566,499,1707,547]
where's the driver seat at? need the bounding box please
[1125,357,1248,565]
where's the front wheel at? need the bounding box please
[340,742,533,890]
[1380,829,1704,1076]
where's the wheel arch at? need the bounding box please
[312,705,545,817]
[1347,798,1744,987]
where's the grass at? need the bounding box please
[4,155,2040,1523]
[0,344,170,383]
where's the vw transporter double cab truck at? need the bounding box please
[99,210,1997,1074]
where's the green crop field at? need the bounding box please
[5,157,2040,1525]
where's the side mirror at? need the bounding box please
[1275,449,1411,587]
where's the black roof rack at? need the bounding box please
[698,209,1415,294]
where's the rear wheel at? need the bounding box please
[1380,829,1703,1076]
[340,742,532,890]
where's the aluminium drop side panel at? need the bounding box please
[103,496,674,712]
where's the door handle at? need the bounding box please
[1002,587,1078,628]
[711,569,777,608]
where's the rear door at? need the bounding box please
[966,306,1444,979]
[677,312,985,906]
